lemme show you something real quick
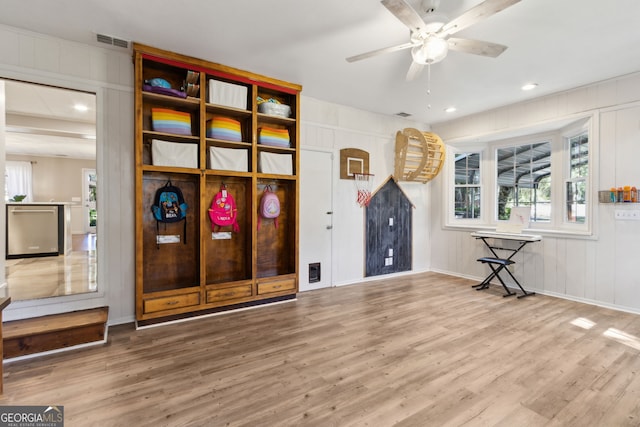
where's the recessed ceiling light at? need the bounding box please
[444,106,457,113]
[74,103,89,112]
[521,83,538,91]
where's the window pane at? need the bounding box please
[454,152,481,219]
[455,155,467,184]
[455,153,480,185]
[570,133,589,179]
[455,187,481,219]
[496,142,551,222]
[533,176,551,222]
[567,181,586,223]
[497,185,515,220]
[468,153,480,184]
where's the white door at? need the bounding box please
[83,168,97,233]
[299,149,333,291]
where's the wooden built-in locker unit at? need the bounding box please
[134,43,300,323]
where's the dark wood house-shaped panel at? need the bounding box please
[365,176,414,277]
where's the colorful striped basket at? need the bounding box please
[151,108,192,135]
[206,116,242,142]
[258,126,290,148]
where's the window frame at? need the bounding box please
[453,151,483,220]
[561,121,592,229]
[443,114,596,237]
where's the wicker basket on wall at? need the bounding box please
[394,128,445,183]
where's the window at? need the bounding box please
[496,142,551,222]
[445,115,593,235]
[566,132,588,223]
[454,152,481,219]
[5,161,33,202]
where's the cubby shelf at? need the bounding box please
[134,43,301,323]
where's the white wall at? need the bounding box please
[0,81,6,299]
[7,22,638,322]
[0,24,135,323]
[7,154,96,233]
[301,97,431,285]
[431,72,640,313]
[0,24,435,325]
[6,154,95,202]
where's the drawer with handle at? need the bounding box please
[144,292,200,314]
[257,277,296,295]
[206,284,253,303]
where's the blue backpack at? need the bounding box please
[152,180,188,245]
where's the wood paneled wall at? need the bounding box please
[0,24,135,324]
[431,72,640,313]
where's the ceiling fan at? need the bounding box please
[346,0,521,81]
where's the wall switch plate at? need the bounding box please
[615,209,640,220]
[384,257,393,266]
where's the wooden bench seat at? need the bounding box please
[3,307,108,359]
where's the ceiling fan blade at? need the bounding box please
[381,0,428,34]
[406,61,424,81]
[447,37,508,58]
[437,0,521,38]
[346,41,417,63]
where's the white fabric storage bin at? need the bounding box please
[208,80,248,110]
[259,152,293,175]
[151,139,198,168]
[209,146,248,172]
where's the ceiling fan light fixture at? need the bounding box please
[411,36,448,64]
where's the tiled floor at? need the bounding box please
[5,233,97,301]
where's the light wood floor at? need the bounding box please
[5,233,97,301]
[3,272,640,426]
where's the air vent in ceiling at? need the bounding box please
[395,112,412,118]
[96,33,129,49]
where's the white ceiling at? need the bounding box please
[3,80,96,159]
[1,0,640,127]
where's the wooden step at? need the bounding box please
[3,307,109,359]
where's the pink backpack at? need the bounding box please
[208,184,239,232]
[258,185,280,229]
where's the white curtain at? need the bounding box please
[5,160,33,202]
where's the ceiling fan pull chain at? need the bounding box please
[427,62,432,109]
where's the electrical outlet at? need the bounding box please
[615,209,640,220]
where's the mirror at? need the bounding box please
[3,79,97,301]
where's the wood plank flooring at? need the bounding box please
[5,233,97,301]
[2,272,640,426]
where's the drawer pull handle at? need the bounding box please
[166,300,179,306]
